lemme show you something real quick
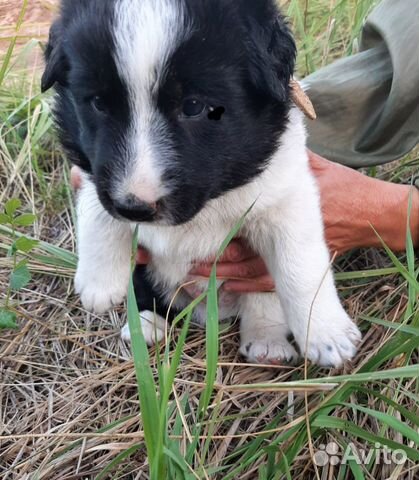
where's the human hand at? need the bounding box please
[137,239,276,294]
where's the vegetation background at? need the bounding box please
[0,0,418,479]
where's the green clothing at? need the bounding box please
[303,0,419,168]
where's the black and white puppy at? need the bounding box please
[42,0,361,367]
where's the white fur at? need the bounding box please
[112,0,190,204]
[74,172,132,314]
[239,293,297,364]
[121,310,166,345]
[75,108,361,367]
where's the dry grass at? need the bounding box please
[1,260,416,479]
[1,1,418,479]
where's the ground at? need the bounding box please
[0,1,53,47]
[0,1,418,479]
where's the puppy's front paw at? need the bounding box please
[240,324,298,365]
[240,338,298,365]
[297,309,361,368]
[75,267,129,314]
[121,310,166,346]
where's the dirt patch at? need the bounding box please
[0,0,56,48]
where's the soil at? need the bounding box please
[0,0,56,49]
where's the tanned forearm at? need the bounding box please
[309,152,419,255]
[363,179,419,252]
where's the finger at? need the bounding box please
[136,248,151,265]
[188,263,213,277]
[70,166,83,191]
[190,256,268,279]
[182,282,207,300]
[223,275,275,293]
[189,239,255,273]
[219,239,255,263]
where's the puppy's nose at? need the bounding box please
[114,195,157,222]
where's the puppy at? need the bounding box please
[42,0,361,367]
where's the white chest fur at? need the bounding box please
[137,109,308,286]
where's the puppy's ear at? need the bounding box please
[41,20,68,93]
[242,1,296,102]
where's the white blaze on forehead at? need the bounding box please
[112,0,190,203]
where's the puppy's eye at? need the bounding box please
[182,99,205,117]
[91,96,107,113]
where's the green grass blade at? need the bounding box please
[95,444,143,480]
[312,416,419,461]
[356,387,419,426]
[360,315,419,336]
[0,0,28,88]
[227,365,419,390]
[199,204,253,416]
[163,447,189,475]
[334,267,399,281]
[346,450,366,480]
[342,403,419,445]
[0,224,78,268]
[199,262,219,415]
[370,225,418,288]
[127,258,160,472]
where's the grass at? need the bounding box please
[1,0,418,479]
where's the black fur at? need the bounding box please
[133,266,172,319]
[42,1,129,175]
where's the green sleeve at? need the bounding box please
[302,0,419,168]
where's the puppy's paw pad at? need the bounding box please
[121,311,165,346]
[240,338,298,365]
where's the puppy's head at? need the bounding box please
[43,0,296,224]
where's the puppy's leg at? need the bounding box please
[121,265,167,345]
[239,293,298,364]
[254,178,361,368]
[75,175,132,313]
